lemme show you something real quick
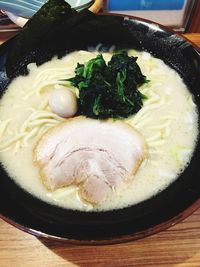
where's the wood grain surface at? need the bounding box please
[0,33,200,267]
[187,0,200,33]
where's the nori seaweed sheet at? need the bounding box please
[5,0,133,79]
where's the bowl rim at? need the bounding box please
[1,197,200,245]
[102,12,200,52]
[6,10,200,54]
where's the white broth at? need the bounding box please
[0,50,198,211]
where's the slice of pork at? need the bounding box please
[34,117,147,204]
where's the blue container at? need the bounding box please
[108,0,185,11]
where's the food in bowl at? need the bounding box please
[0,48,198,211]
[34,117,147,204]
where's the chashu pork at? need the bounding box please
[34,117,148,204]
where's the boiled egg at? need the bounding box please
[49,86,77,118]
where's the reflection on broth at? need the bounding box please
[0,50,198,211]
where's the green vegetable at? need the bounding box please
[171,145,192,166]
[68,51,148,119]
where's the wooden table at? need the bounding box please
[0,33,200,267]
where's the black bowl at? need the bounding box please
[0,14,200,244]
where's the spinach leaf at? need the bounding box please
[68,51,148,119]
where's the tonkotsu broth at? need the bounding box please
[0,50,198,211]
